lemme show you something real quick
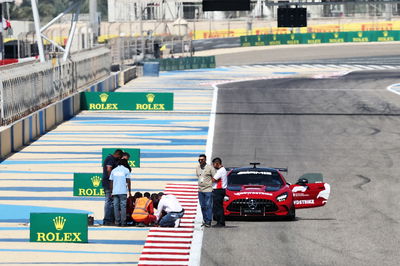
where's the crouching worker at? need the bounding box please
[155,192,184,227]
[110,159,132,227]
[132,192,157,226]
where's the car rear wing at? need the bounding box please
[225,167,288,172]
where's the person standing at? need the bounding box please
[196,154,215,227]
[102,149,123,225]
[109,159,131,227]
[121,152,132,172]
[155,192,184,227]
[212,157,227,227]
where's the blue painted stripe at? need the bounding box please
[44,131,207,137]
[25,140,206,147]
[10,125,14,152]
[0,187,164,192]
[0,238,146,245]
[29,116,33,141]
[0,197,104,201]
[2,153,199,160]
[46,124,208,130]
[0,170,72,174]
[71,119,205,125]
[22,120,25,145]
[98,81,104,92]
[62,97,72,121]
[0,170,193,176]
[18,149,205,154]
[0,262,138,265]
[1,160,194,165]
[0,179,72,181]
[0,204,92,219]
[272,72,298,74]
[0,160,98,165]
[0,248,141,255]
[0,227,149,231]
[0,178,196,182]
[39,110,45,134]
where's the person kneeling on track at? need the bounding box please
[132,192,157,226]
[155,192,184,227]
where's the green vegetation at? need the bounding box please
[10,0,108,21]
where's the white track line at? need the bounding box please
[189,83,219,266]
[387,83,400,96]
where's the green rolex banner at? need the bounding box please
[240,30,400,47]
[73,173,104,197]
[81,92,174,111]
[240,35,253,46]
[30,213,88,243]
[348,31,371,42]
[324,32,347,43]
[102,148,140,168]
[304,33,323,44]
[375,30,400,42]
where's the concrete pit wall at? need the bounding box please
[0,66,136,160]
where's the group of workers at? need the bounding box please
[102,149,184,227]
[101,149,228,228]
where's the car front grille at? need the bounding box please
[227,198,278,212]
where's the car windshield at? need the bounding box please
[228,170,283,189]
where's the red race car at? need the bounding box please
[223,163,331,220]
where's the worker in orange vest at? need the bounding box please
[132,192,157,226]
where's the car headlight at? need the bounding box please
[276,192,288,202]
[224,196,230,201]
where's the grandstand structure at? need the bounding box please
[107,0,400,22]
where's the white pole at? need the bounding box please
[31,0,45,62]
[140,1,144,57]
[89,0,98,43]
[63,3,81,61]
[0,3,4,61]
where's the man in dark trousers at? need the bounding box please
[196,154,215,227]
[212,157,227,227]
[102,149,123,225]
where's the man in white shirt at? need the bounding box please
[212,157,227,227]
[109,159,132,226]
[155,192,184,227]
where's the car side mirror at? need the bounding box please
[296,178,309,186]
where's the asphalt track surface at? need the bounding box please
[201,71,400,266]
[214,42,400,66]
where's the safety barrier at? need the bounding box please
[118,66,137,86]
[0,66,137,160]
[240,30,400,47]
[0,47,111,126]
[149,56,216,71]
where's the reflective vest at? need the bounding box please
[132,197,151,220]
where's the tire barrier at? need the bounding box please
[143,62,160,77]
[148,56,216,71]
[240,30,400,47]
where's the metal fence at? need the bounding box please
[107,36,192,65]
[0,46,111,126]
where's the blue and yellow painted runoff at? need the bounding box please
[0,64,342,264]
